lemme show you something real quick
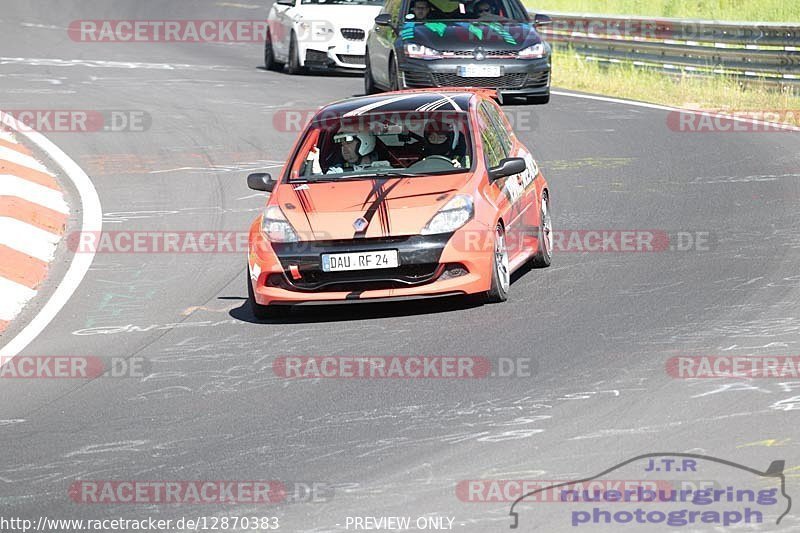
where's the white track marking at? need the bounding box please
[0,174,69,213]
[0,217,61,260]
[0,145,48,172]
[0,278,37,321]
[0,110,102,358]
[551,90,800,132]
[0,57,234,71]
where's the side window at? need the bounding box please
[480,101,513,155]
[478,107,506,169]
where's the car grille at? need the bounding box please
[277,264,443,292]
[440,50,518,59]
[305,49,329,64]
[341,28,366,41]
[431,72,528,89]
[402,70,433,87]
[337,54,366,65]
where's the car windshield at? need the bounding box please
[301,0,383,5]
[405,0,525,21]
[291,110,474,181]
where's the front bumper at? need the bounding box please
[248,221,494,305]
[397,56,550,96]
[301,39,368,70]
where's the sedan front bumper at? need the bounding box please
[397,56,550,97]
[248,219,494,305]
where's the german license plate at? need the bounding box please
[457,65,502,77]
[321,250,399,272]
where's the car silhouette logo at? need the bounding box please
[353,217,369,231]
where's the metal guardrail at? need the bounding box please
[532,11,800,87]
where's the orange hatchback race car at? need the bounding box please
[246,89,552,318]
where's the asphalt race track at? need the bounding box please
[1,1,799,531]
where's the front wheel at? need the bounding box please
[531,190,552,267]
[486,223,510,303]
[388,56,400,91]
[248,268,290,320]
[264,29,284,71]
[286,32,305,75]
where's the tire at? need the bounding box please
[248,268,290,320]
[364,51,379,94]
[531,190,552,268]
[388,55,400,91]
[486,223,510,303]
[264,29,284,71]
[286,32,305,75]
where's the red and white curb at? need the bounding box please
[0,127,69,334]
[0,111,101,359]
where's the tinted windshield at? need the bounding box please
[291,110,473,180]
[405,0,527,21]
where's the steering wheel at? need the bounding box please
[423,155,454,164]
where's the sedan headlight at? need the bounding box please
[517,42,547,59]
[421,195,474,235]
[261,206,299,243]
[404,43,442,60]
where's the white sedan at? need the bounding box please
[265,0,384,74]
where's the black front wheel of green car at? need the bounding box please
[388,56,400,91]
[486,223,510,303]
[248,268,290,320]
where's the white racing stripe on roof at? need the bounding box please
[0,174,69,214]
[0,145,48,173]
[0,130,16,143]
[343,93,422,117]
[0,277,37,321]
[0,217,61,261]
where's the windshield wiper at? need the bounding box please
[300,171,419,182]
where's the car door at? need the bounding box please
[271,0,298,60]
[369,0,402,87]
[478,100,532,260]
[483,99,541,258]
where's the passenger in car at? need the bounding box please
[412,0,432,20]
[422,121,467,164]
[327,132,391,173]
[474,0,499,19]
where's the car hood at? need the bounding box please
[294,4,383,30]
[273,174,470,240]
[400,20,542,51]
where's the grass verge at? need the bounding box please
[525,0,800,23]
[551,48,800,126]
